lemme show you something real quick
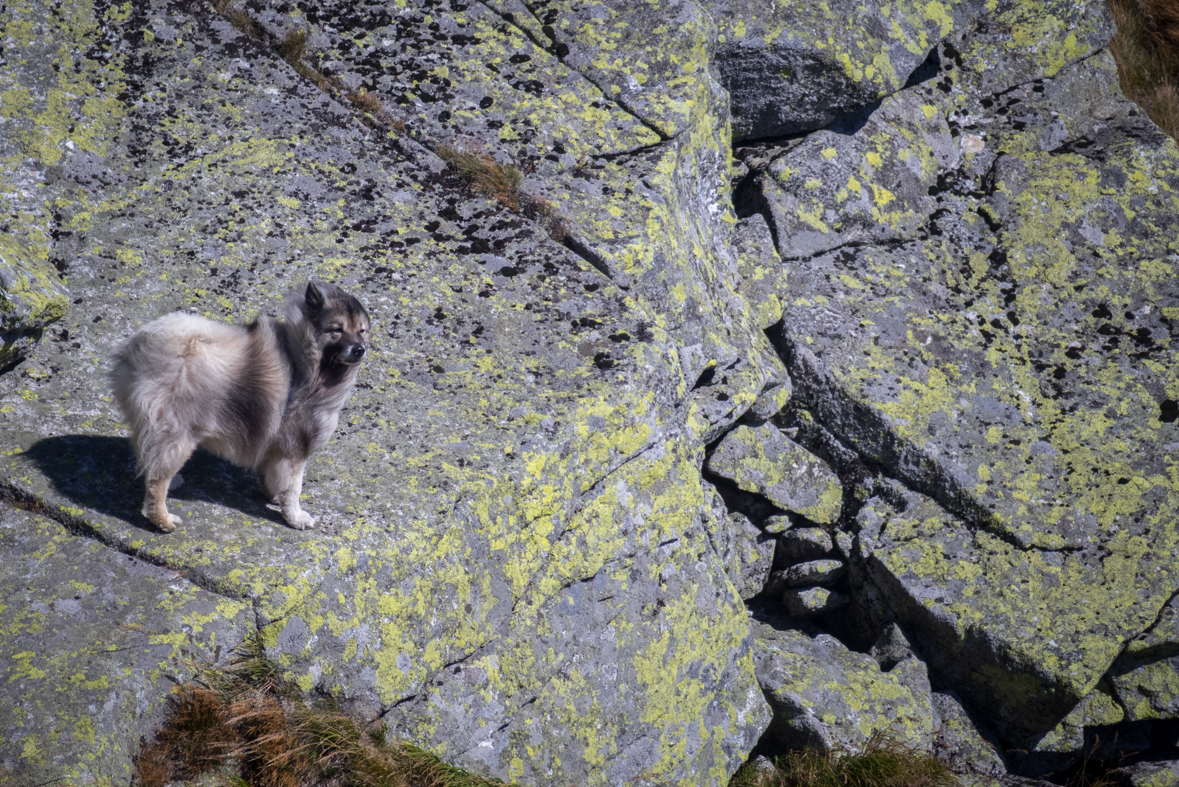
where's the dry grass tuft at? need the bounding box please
[730,735,957,787]
[133,635,515,787]
[1108,0,1179,139]
[436,145,524,211]
[275,28,309,67]
[435,145,569,241]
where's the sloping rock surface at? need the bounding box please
[4,0,1179,781]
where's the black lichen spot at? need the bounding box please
[479,96,494,109]
[1092,303,1112,319]
[1160,399,1179,423]
[608,332,630,343]
[593,352,614,370]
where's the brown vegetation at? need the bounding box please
[728,735,955,787]
[1109,0,1179,139]
[435,145,569,242]
[133,637,514,787]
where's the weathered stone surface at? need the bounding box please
[0,505,252,785]
[782,586,849,617]
[857,490,1166,741]
[0,0,771,783]
[732,213,787,331]
[784,559,846,587]
[257,0,788,447]
[1106,594,1179,721]
[0,256,68,372]
[767,1,1170,553]
[777,526,835,565]
[931,691,1008,779]
[752,620,934,755]
[1112,760,1179,787]
[703,482,775,600]
[707,424,843,524]
[710,0,988,140]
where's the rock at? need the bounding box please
[782,587,850,617]
[783,559,846,587]
[777,527,835,566]
[764,0,1176,555]
[752,621,935,755]
[710,0,989,140]
[732,213,787,331]
[703,482,776,600]
[707,424,844,524]
[744,381,793,423]
[871,623,916,671]
[858,491,1166,742]
[0,505,252,785]
[1111,760,1179,787]
[931,691,1008,779]
[1107,594,1179,721]
[0,255,69,372]
[0,0,772,783]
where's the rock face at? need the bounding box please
[2,0,1179,783]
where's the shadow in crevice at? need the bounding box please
[19,435,285,531]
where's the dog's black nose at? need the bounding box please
[351,344,366,361]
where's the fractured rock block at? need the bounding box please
[784,559,846,587]
[782,586,849,617]
[707,423,843,524]
[752,621,934,755]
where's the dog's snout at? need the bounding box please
[351,344,366,361]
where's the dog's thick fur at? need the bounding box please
[110,280,369,533]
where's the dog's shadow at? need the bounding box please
[22,435,286,531]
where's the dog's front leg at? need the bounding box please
[262,456,315,530]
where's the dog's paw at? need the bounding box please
[155,513,181,533]
[286,510,315,531]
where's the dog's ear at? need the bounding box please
[305,280,325,315]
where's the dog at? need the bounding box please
[110,280,369,533]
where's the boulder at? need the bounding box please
[857,491,1166,742]
[707,423,843,524]
[703,482,776,600]
[752,620,935,754]
[0,0,771,783]
[782,587,850,617]
[710,0,989,139]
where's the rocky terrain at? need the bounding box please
[2,0,1178,784]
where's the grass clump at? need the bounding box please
[133,636,514,787]
[730,735,957,787]
[435,144,569,242]
[1109,0,1179,139]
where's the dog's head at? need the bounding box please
[300,280,370,371]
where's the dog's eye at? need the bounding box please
[328,326,343,336]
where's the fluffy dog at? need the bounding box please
[110,280,369,533]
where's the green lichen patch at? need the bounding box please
[708,423,843,525]
[0,504,252,786]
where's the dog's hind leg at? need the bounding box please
[139,433,197,534]
[260,455,314,530]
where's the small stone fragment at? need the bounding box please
[783,586,849,616]
[784,559,845,587]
